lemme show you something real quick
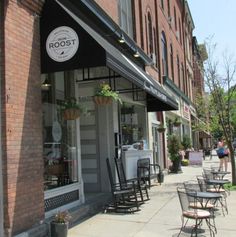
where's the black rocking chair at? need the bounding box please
[105,158,140,213]
[114,157,149,204]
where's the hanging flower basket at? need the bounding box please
[157,123,166,133]
[173,117,181,127]
[63,108,81,120]
[93,96,113,105]
[157,127,166,133]
[93,82,122,105]
[173,121,181,127]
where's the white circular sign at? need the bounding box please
[46,26,79,62]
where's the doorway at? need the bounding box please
[152,124,162,166]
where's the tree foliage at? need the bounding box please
[203,38,236,184]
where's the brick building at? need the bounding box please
[0,1,202,236]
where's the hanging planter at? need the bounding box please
[93,96,113,105]
[173,117,181,127]
[61,97,86,120]
[63,108,81,120]
[157,124,166,133]
[93,82,122,106]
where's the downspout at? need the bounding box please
[0,0,4,236]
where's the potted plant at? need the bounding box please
[173,116,181,127]
[50,211,71,237]
[181,135,192,159]
[167,134,181,173]
[93,82,122,105]
[61,97,85,120]
[157,123,166,133]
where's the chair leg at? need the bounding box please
[145,186,150,200]
[205,218,215,237]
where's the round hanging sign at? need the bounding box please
[46,26,79,62]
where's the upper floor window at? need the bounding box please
[161,32,168,76]
[181,62,184,92]
[177,55,180,87]
[161,0,164,10]
[174,7,177,30]
[170,44,174,80]
[118,0,134,38]
[167,0,171,17]
[178,18,182,45]
[147,12,153,54]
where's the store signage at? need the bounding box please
[46,26,79,62]
[183,103,190,119]
[144,84,167,102]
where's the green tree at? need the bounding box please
[204,38,236,184]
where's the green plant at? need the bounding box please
[61,97,87,120]
[53,211,71,224]
[224,183,236,191]
[167,134,181,161]
[157,123,166,133]
[173,116,181,126]
[94,82,122,104]
[61,97,84,111]
[181,135,192,150]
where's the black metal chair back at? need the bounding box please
[106,158,116,192]
[183,180,201,192]
[196,175,208,192]
[114,157,127,188]
[203,168,214,180]
[137,158,150,184]
[177,187,190,212]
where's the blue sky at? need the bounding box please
[188,0,236,70]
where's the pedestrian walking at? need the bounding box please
[217,138,228,171]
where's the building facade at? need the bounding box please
[1,1,202,236]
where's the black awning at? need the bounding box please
[55,0,178,111]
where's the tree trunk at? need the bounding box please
[229,145,236,185]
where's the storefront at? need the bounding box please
[41,0,178,216]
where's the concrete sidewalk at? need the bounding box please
[68,155,236,237]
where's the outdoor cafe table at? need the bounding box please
[187,191,222,208]
[206,179,230,192]
[211,170,231,180]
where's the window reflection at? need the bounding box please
[121,103,147,151]
[42,72,78,190]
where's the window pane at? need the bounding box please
[121,103,147,150]
[42,72,78,191]
[118,0,133,38]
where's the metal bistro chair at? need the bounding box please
[197,175,228,216]
[177,187,215,237]
[183,180,214,210]
[105,158,140,213]
[203,168,214,180]
[114,157,149,203]
[183,180,217,233]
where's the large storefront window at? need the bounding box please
[121,103,147,150]
[42,72,78,191]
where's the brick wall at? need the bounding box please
[3,0,45,235]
